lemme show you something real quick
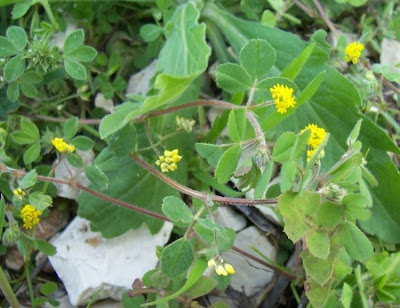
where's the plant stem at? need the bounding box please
[24,262,35,308]
[312,0,339,37]
[131,155,277,206]
[40,0,59,30]
[0,266,20,308]
[184,203,206,239]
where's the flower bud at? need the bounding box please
[2,223,20,246]
[319,183,347,203]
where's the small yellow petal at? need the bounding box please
[208,258,216,268]
[216,265,228,276]
[224,263,235,274]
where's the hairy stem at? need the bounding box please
[0,266,20,308]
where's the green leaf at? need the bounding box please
[64,58,87,80]
[185,276,218,299]
[240,0,264,20]
[66,152,83,168]
[343,194,370,221]
[216,63,252,93]
[328,153,363,183]
[301,248,335,285]
[195,143,225,168]
[278,192,320,242]
[23,142,40,165]
[347,119,362,146]
[215,145,241,184]
[343,221,373,262]
[193,218,235,253]
[296,70,326,105]
[306,229,330,260]
[272,130,309,163]
[7,81,20,102]
[140,24,162,42]
[70,136,95,151]
[157,2,210,76]
[78,149,180,237]
[64,117,78,140]
[280,160,296,193]
[141,73,197,113]
[192,171,245,198]
[280,43,315,80]
[162,196,193,225]
[254,161,274,198]
[20,82,37,98]
[4,55,26,82]
[108,124,137,157]
[15,118,40,144]
[122,293,144,308]
[239,39,276,79]
[305,278,333,308]
[37,240,56,256]
[99,103,140,139]
[143,258,207,307]
[0,37,18,57]
[29,191,52,211]
[11,0,32,19]
[341,283,353,308]
[160,238,194,278]
[85,165,109,190]
[67,46,97,63]
[20,169,37,189]
[6,26,27,51]
[63,29,84,55]
[40,281,57,296]
[19,71,43,84]
[314,200,345,230]
[227,109,247,142]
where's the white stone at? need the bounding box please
[54,150,94,200]
[213,206,247,232]
[381,38,400,73]
[95,93,114,113]
[49,217,173,306]
[126,61,157,95]
[223,226,276,296]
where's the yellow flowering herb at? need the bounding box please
[156,149,182,173]
[301,124,327,149]
[269,83,296,114]
[208,256,235,276]
[51,138,75,153]
[345,42,364,64]
[13,188,26,200]
[20,204,42,229]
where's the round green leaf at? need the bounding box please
[162,196,193,225]
[23,142,40,165]
[70,136,95,151]
[343,221,373,262]
[216,63,252,93]
[67,46,97,63]
[215,144,242,184]
[19,71,43,84]
[12,0,32,19]
[0,37,18,57]
[7,82,20,102]
[160,238,194,278]
[64,58,87,80]
[85,165,109,190]
[4,55,26,82]
[20,82,38,98]
[239,39,276,79]
[63,29,84,55]
[305,229,330,260]
[66,152,83,168]
[140,24,162,42]
[63,117,79,140]
[6,26,27,51]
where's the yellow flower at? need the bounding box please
[51,138,75,153]
[270,83,296,114]
[301,124,327,149]
[208,256,235,276]
[345,42,364,64]
[13,188,26,200]
[156,149,182,173]
[20,204,42,229]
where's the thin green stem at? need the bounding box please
[0,266,20,308]
[40,0,59,30]
[139,130,183,152]
[24,262,35,308]
[184,203,206,239]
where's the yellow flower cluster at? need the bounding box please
[301,124,327,162]
[208,256,235,276]
[156,149,182,173]
[270,83,296,114]
[51,138,75,153]
[345,42,364,64]
[20,204,42,229]
[13,188,26,200]
[176,116,196,133]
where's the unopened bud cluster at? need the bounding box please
[319,183,347,203]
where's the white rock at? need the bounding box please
[213,206,247,232]
[381,38,400,73]
[126,61,157,95]
[95,93,114,113]
[54,150,94,200]
[49,217,173,306]
[223,226,276,296]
